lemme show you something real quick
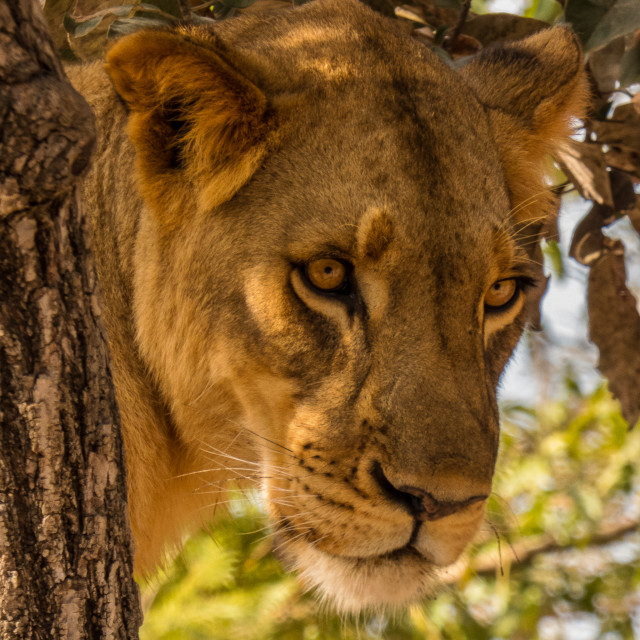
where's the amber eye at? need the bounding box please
[485,278,518,310]
[306,258,349,292]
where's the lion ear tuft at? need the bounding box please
[460,27,589,228]
[105,30,273,226]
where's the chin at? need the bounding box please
[278,537,441,614]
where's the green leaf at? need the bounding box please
[525,0,562,22]
[620,40,640,87]
[542,239,565,279]
[470,0,488,12]
[565,0,640,51]
[64,13,103,37]
[108,14,174,38]
[525,0,540,18]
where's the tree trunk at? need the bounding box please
[0,1,142,638]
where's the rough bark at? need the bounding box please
[0,0,142,638]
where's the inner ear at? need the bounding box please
[460,27,587,232]
[105,29,275,225]
[159,99,192,170]
[162,99,190,134]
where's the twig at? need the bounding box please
[441,517,639,584]
[447,0,471,46]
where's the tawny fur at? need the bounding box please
[66,0,586,613]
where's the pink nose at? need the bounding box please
[370,460,488,520]
[398,485,487,521]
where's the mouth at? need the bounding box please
[274,527,440,613]
[264,457,489,613]
[329,543,427,565]
[273,523,424,564]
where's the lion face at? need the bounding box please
[97,0,586,613]
[187,109,529,611]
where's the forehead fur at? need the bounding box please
[185,0,459,100]
[357,209,395,262]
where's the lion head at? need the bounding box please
[92,0,587,613]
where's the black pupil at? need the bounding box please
[324,266,333,275]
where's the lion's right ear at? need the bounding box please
[105,30,273,227]
[460,27,588,232]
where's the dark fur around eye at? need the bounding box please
[484,276,537,315]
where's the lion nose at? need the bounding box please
[370,460,488,521]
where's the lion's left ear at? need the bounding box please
[106,30,273,227]
[460,27,589,229]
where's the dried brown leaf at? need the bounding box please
[413,24,435,44]
[460,12,546,45]
[588,37,625,95]
[357,0,397,17]
[592,102,640,181]
[592,103,640,149]
[604,145,640,179]
[569,205,616,266]
[628,199,640,235]
[556,140,613,206]
[527,273,548,332]
[527,239,548,331]
[588,246,640,427]
[409,1,461,28]
[445,32,482,58]
[395,5,429,24]
[542,195,561,243]
[609,168,637,211]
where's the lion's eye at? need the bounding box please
[305,258,349,293]
[485,278,518,310]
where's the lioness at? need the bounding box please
[67,0,586,612]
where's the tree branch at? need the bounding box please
[441,518,639,584]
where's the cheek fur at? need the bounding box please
[485,314,527,386]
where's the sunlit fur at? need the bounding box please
[67,0,586,613]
